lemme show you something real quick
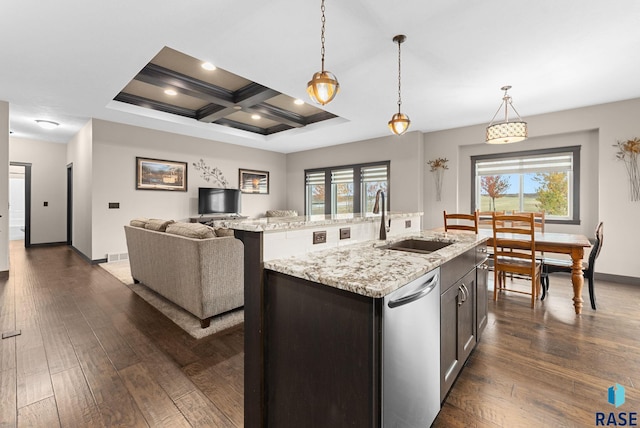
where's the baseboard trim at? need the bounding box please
[596,272,640,286]
[68,245,106,265]
[29,241,67,248]
[548,271,640,286]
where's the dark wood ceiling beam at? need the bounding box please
[265,124,294,135]
[244,102,307,128]
[305,111,338,125]
[196,104,236,123]
[214,118,268,135]
[137,63,236,106]
[114,93,196,118]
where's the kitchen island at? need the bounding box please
[214,212,423,427]
[261,230,489,427]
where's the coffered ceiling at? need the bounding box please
[115,47,337,136]
[3,0,640,153]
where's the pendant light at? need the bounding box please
[307,0,339,105]
[485,85,528,144]
[388,35,410,136]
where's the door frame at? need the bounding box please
[9,162,32,247]
[67,163,73,246]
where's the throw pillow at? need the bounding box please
[144,218,175,232]
[166,222,215,239]
[130,217,149,228]
[214,227,235,237]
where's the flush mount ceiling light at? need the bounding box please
[388,34,410,136]
[485,85,528,144]
[307,0,339,106]
[35,120,59,130]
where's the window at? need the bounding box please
[305,161,390,215]
[471,146,580,224]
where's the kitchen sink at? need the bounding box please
[382,239,452,254]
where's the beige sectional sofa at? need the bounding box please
[124,219,244,328]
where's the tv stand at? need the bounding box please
[190,214,247,224]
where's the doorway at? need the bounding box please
[67,163,72,246]
[9,162,32,247]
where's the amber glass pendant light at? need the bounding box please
[307,0,339,105]
[388,35,410,136]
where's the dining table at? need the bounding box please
[439,227,592,314]
[482,228,592,314]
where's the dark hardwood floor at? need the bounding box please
[0,241,638,427]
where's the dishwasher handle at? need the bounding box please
[387,273,439,309]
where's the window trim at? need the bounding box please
[471,146,580,225]
[304,160,391,215]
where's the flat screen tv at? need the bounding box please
[198,187,241,215]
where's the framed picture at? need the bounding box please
[136,157,187,191]
[239,168,269,194]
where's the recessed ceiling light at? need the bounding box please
[164,89,177,96]
[35,120,59,130]
[233,105,242,110]
[294,99,305,105]
[251,114,261,120]
[201,62,216,71]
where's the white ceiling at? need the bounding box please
[3,0,640,154]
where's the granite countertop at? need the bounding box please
[264,230,488,298]
[213,211,422,232]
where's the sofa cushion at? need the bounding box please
[145,218,175,232]
[213,227,235,237]
[130,217,149,228]
[166,222,216,239]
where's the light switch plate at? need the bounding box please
[340,227,351,240]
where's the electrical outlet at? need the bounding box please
[405,220,411,228]
[108,202,120,209]
[43,201,48,207]
[340,227,351,240]
[313,231,327,244]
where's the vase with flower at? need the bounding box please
[427,157,448,201]
[614,137,640,201]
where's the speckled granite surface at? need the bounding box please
[264,230,488,298]
[212,211,422,232]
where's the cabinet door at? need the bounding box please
[457,269,476,365]
[476,263,489,339]
[440,269,476,402]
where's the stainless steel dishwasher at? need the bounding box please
[382,268,441,427]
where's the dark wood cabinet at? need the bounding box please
[440,268,476,401]
[263,270,382,427]
[476,260,489,339]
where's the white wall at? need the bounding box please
[90,119,287,260]
[67,120,93,259]
[424,98,640,278]
[0,101,9,271]
[285,131,424,216]
[10,137,67,244]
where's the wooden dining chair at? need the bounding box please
[492,213,542,308]
[443,211,479,233]
[476,210,505,228]
[512,210,545,232]
[542,221,603,310]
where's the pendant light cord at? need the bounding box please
[397,38,402,113]
[320,0,326,72]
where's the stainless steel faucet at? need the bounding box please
[372,189,390,240]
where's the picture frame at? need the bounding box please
[239,168,269,194]
[136,157,187,191]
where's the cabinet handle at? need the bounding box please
[458,284,467,306]
[461,283,470,302]
[479,247,487,253]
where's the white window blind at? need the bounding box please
[306,171,325,185]
[361,165,388,182]
[476,153,573,176]
[331,169,353,184]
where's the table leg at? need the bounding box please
[570,247,585,314]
